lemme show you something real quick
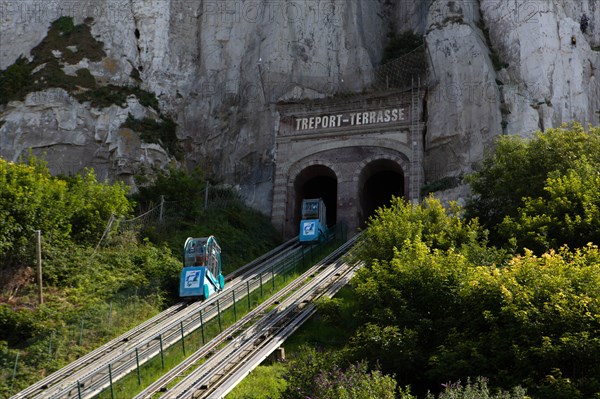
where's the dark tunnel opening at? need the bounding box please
[360,160,404,225]
[294,165,337,229]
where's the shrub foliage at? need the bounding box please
[467,123,600,252]
[0,160,281,395]
[345,186,600,398]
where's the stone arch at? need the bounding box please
[285,160,339,237]
[355,155,409,225]
[287,158,342,188]
[352,153,410,185]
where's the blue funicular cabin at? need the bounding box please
[179,236,225,299]
[299,198,327,243]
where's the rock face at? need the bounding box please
[424,0,600,182]
[0,0,599,212]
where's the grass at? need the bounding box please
[284,286,359,352]
[93,236,346,398]
[226,363,287,399]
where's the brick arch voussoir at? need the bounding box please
[352,154,410,183]
[286,159,341,188]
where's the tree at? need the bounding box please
[64,168,132,245]
[0,158,71,268]
[350,191,600,398]
[499,159,600,253]
[355,196,488,264]
[466,123,600,249]
[0,158,132,270]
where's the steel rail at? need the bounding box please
[136,233,362,399]
[11,237,302,399]
[41,241,305,399]
[167,237,361,398]
[187,261,360,399]
[210,261,363,399]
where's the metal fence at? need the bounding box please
[259,44,433,104]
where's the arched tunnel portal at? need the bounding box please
[272,90,423,238]
[358,159,405,226]
[293,165,338,230]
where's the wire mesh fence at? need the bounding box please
[114,184,243,243]
[373,45,430,91]
[1,290,164,397]
[260,44,432,104]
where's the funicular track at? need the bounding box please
[11,237,307,399]
[134,233,363,399]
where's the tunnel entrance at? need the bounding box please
[359,159,404,224]
[294,165,337,229]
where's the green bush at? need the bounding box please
[351,231,600,397]
[354,196,495,265]
[467,123,600,251]
[51,16,75,35]
[0,158,132,270]
[75,85,160,110]
[62,169,132,245]
[0,57,34,104]
[0,157,71,267]
[122,114,181,159]
[499,159,600,253]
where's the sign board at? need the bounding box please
[294,107,407,132]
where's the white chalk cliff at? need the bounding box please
[0,0,598,212]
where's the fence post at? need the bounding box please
[135,348,141,385]
[232,290,237,321]
[108,364,114,399]
[107,302,113,330]
[199,311,205,345]
[180,321,186,356]
[159,195,165,223]
[247,281,251,310]
[282,261,286,283]
[159,334,165,369]
[78,319,84,345]
[48,331,54,357]
[217,299,222,333]
[35,230,43,305]
[259,273,263,297]
[10,352,19,393]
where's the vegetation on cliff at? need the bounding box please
[0,16,182,159]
